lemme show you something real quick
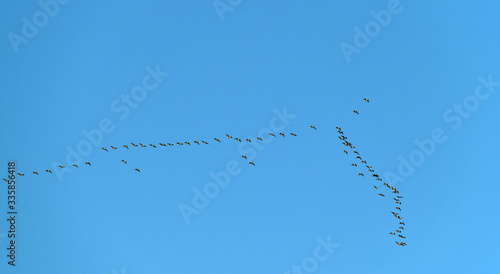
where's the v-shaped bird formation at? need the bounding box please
[5,98,407,246]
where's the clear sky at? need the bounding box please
[1,1,500,273]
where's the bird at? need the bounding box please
[72,164,78,168]
[400,222,405,225]
[85,162,91,166]
[269,133,276,137]
[176,142,183,146]
[140,143,146,147]
[396,230,402,233]
[395,241,402,246]
[3,178,8,182]
[398,235,406,239]
[246,139,252,143]
[393,198,399,201]
[58,165,65,169]
[338,131,344,135]
[167,143,174,146]
[399,226,404,230]
[358,173,364,176]
[354,151,360,155]
[389,232,396,235]
[393,190,399,194]
[249,161,255,166]
[290,133,297,136]
[361,160,367,164]
[184,142,190,146]
[366,165,372,169]
[392,212,398,215]
[280,133,285,137]
[135,168,140,173]
[121,160,127,164]
[353,110,359,114]
[351,164,357,167]
[377,178,382,181]
[396,201,402,205]
[372,174,379,178]
[369,169,374,172]
[257,137,263,141]
[124,145,129,149]
[214,138,221,142]
[397,216,402,220]
[373,186,379,189]
[401,242,407,246]
[235,138,241,142]
[344,150,348,155]
[202,141,208,144]
[111,146,117,150]
[310,125,317,130]
[193,141,200,145]
[336,126,341,130]
[17,173,24,176]
[356,156,362,160]
[131,142,138,147]
[379,193,385,197]
[242,155,247,159]
[101,147,108,152]
[396,207,401,211]
[363,98,369,103]
[397,196,403,199]
[160,142,167,146]
[226,134,232,139]
[33,171,39,175]
[46,170,52,173]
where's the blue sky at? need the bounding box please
[1,0,500,273]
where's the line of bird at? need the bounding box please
[7,162,93,176]
[98,132,300,168]
[8,132,309,177]
[336,125,407,247]
[4,132,304,177]
[5,131,304,177]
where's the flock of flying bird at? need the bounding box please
[333,98,407,246]
[9,162,95,176]
[10,133,305,176]
[6,98,407,246]
[336,126,407,246]
[99,132,302,168]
